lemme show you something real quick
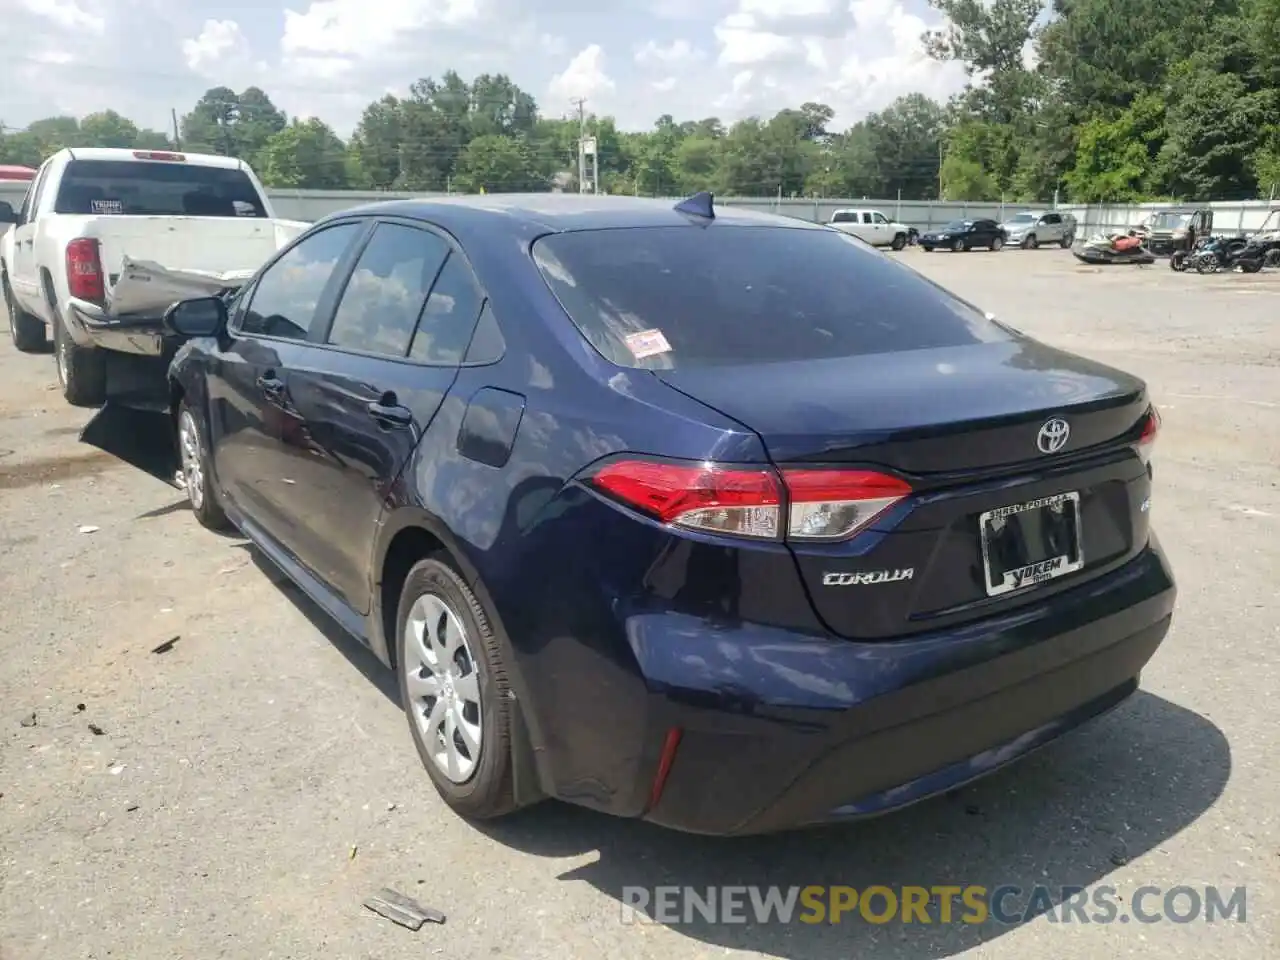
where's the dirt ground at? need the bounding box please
[2,249,1277,959]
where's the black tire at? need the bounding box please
[176,398,233,531]
[1264,249,1280,268]
[890,233,907,251]
[1238,259,1262,274]
[1021,234,1038,250]
[1060,233,1074,248]
[951,237,966,252]
[3,277,48,353]
[397,556,518,821]
[990,236,1004,252]
[1170,251,1187,271]
[921,245,933,253]
[53,313,107,407]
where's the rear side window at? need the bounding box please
[830,211,855,223]
[532,226,1009,369]
[326,223,449,357]
[53,159,268,217]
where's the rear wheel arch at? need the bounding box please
[375,512,549,805]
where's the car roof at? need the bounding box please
[326,193,828,234]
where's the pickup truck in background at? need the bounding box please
[827,208,913,250]
[0,147,307,407]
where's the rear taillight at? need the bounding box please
[781,468,912,540]
[1136,406,1160,465]
[585,458,912,542]
[65,238,105,302]
[589,459,782,538]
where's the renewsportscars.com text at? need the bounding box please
[620,884,1248,926]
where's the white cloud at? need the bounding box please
[3,0,970,141]
[182,20,253,76]
[547,44,616,105]
[634,39,704,67]
[18,0,105,34]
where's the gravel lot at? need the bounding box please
[2,249,1277,959]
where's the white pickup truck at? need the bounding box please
[827,208,913,250]
[0,147,307,407]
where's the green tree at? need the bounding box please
[258,119,349,189]
[78,110,139,148]
[454,135,543,192]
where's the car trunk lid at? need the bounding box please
[654,340,1155,639]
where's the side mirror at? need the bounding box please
[164,296,227,338]
[0,201,17,225]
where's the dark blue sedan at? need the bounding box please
[156,193,1175,835]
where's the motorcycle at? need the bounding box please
[1176,235,1269,274]
[1072,230,1156,265]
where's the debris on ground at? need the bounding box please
[78,525,100,534]
[126,804,139,813]
[88,723,106,736]
[349,845,358,860]
[151,636,181,655]
[362,888,447,930]
[20,711,37,728]
[75,703,86,712]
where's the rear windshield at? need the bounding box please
[54,160,267,217]
[532,226,1009,369]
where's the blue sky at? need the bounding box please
[7,0,971,136]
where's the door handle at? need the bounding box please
[366,397,413,429]
[256,372,285,399]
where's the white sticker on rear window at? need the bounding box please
[91,199,123,214]
[624,328,671,359]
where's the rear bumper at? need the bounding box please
[65,299,167,356]
[628,538,1175,835]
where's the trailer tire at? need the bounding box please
[53,313,107,407]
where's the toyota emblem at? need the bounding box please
[1036,418,1070,454]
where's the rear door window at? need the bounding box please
[532,226,1010,370]
[53,159,268,217]
[408,254,485,365]
[325,222,449,357]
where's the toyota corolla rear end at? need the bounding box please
[526,219,1176,836]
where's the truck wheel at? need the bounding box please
[3,278,48,353]
[53,314,107,407]
[1060,233,1074,248]
[1022,234,1038,249]
[177,399,233,531]
[890,233,907,251]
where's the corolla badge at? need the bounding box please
[823,569,914,587]
[1036,418,1070,454]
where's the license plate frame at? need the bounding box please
[979,491,1084,598]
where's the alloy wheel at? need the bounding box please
[178,410,206,510]
[404,593,484,783]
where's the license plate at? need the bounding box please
[979,492,1084,597]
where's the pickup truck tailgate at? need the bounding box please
[77,215,306,276]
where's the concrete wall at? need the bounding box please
[3,181,1277,237]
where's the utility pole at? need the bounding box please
[171,108,181,149]
[571,97,588,194]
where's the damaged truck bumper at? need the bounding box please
[64,256,251,408]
